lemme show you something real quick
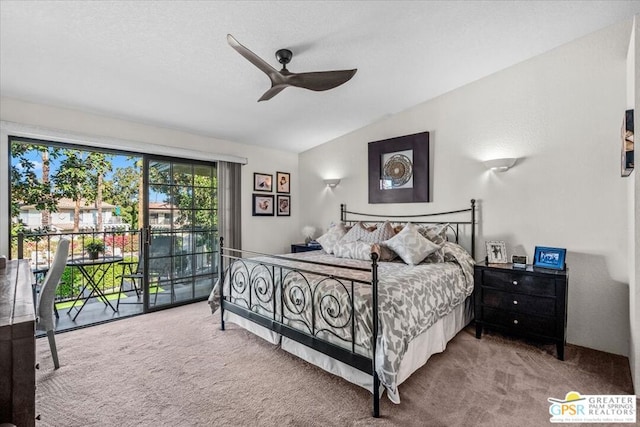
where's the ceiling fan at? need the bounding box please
[227,34,357,102]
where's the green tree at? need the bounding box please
[86,152,113,231]
[53,149,92,232]
[10,142,61,232]
[103,158,141,229]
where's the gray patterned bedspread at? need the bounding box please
[213,242,475,403]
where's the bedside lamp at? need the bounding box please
[483,158,517,172]
[323,178,341,188]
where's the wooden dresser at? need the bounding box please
[0,259,36,426]
[474,261,568,360]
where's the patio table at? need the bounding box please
[66,256,123,321]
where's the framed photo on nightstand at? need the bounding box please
[533,246,566,270]
[486,240,508,264]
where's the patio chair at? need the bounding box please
[36,238,70,369]
[117,257,144,309]
[117,255,166,309]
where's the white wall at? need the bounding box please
[300,20,634,357]
[0,97,300,256]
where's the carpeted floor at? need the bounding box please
[35,301,634,426]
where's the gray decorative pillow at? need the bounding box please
[341,222,368,243]
[418,223,449,246]
[339,221,397,261]
[384,223,440,265]
[316,223,347,254]
[423,248,445,263]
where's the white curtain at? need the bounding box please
[217,161,242,251]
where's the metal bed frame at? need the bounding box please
[218,199,476,417]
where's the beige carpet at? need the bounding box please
[35,301,633,426]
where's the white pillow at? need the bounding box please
[316,223,347,254]
[383,223,440,265]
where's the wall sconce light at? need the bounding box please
[483,158,517,172]
[323,178,341,188]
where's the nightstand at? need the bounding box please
[474,261,568,360]
[290,243,322,253]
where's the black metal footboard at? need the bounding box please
[218,237,382,417]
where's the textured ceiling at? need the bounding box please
[1,1,640,153]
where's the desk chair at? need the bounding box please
[33,267,59,319]
[36,238,70,369]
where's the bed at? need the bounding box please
[209,200,477,417]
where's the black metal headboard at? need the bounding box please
[340,199,476,259]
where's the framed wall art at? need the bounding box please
[368,131,430,203]
[621,109,634,177]
[276,171,290,193]
[485,240,508,264]
[252,194,274,216]
[254,173,273,192]
[533,246,566,270]
[277,195,290,216]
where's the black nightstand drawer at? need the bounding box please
[483,307,556,337]
[482,288,556,315]
[482,270,555,296]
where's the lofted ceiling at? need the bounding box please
[1,1,640,153]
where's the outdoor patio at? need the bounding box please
[16,229,217,335]
[38,276,215,335]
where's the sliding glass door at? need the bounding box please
[145,157,217,310]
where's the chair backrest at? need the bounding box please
[136,252,144,274]
[37,238,70,331]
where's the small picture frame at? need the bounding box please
[276,171,290,193]
[621,109,634,177]
[277,195,290,216]
[252,194,274,216]
[533,246,566,270]
[512,255,528,269]
[254,173,273,192]
[486,240,508,264]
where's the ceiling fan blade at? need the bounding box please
[227,34,279,77]
[258,85,288,102]
[287,69,357,92]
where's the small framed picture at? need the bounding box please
[621,109,634,177]
[277,195,290,216]
[512,255,528,269]
[276,171,290,193]
[252,194,274,216]
[254,173,273,192]
[486,240,508,264]
[533,246,566,270]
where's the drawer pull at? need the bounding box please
[513,300,518,305]
[512,280,518,285]
[513,319,519,325]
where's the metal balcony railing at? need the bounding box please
[14,229,143,305]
